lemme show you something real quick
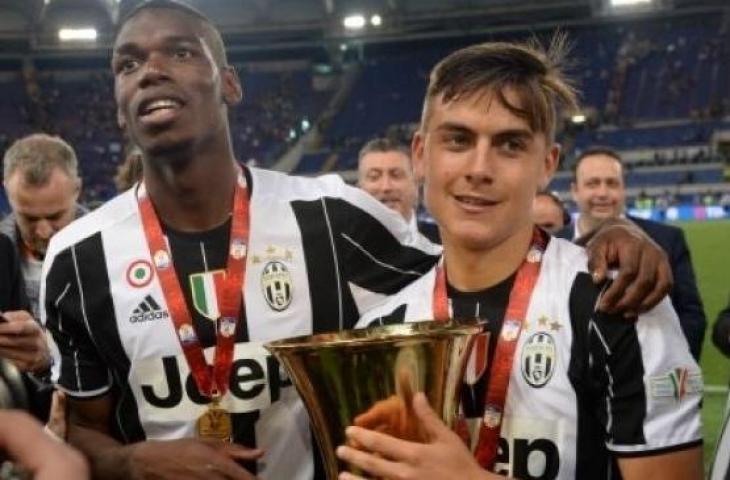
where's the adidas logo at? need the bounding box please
[129,295,169,323]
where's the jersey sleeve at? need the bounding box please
[589,297,702,456]
[290,174,441,330]
[41,245,112,397]
[333,183,440,305]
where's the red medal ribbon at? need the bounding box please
[432,227,547,470]
[138,173,249,399]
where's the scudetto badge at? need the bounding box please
[521,332,556,388]
[126,260,153,288]
[261,261,293,311]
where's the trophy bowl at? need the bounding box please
[265,319,485,479]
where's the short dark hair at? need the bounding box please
[116,0,228,67]
[572,146,623,180]
[358,138,411,164]
[421,35,579,140]
[536,189,570,226]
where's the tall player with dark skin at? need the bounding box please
[66,7,262,480]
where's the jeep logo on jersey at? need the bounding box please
[495,437,559,480]
[261,261,293,311]
[136,348,292,414]
[190,270,226,320]
[521,332,556,388]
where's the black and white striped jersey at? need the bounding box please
[40,166,440,480]
[357,236,702,480]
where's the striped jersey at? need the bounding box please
[357,236,702,479]
[40,166,440,480]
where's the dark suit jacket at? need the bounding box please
[417,220,441,244]
[0,233,32,412]
[712,297,730,358]
[0,233,27,312]
[556,216,707,360]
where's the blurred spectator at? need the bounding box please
[558,146,706,359]
[0,135,89,422]
[114,145,143,192]
[357,137,440,243]
[634,190,654,209]
[1,134,86,317]
[720,191,730,213]
[532,190,569,234]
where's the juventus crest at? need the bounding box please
[261,261,293,311]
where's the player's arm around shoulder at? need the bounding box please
[595,297,703,480]
[66,393,263,480]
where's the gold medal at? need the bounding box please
[196,400,232,441]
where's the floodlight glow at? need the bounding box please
[58,28,98,41]
[571,114,587,124]
[371,14,382,27]
[343,15,366,30]
[610,0,652,6]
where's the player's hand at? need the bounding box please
[353,369,425,443]
[46,390,68,441]
[127,438,264,479]
[0,410,89,480]
[585,219,672,317]
[337,392,495,480]
[353,394,426,444]
[0,310,52,373]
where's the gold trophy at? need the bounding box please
[265,319,485,479]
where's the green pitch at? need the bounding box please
[676,219,730,467]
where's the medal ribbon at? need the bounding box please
[432,227,547,470]
[138,174,249,399]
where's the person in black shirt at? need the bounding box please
[0,233,52,418]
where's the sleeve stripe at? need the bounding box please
[55,383,111,399]
[71,244,107,393]
[589,319,612,355]
[73,349,83,391]
[610,439,702,457]
[321,197,344,330]
[53,282,71,308]
[341,233,424,277]
[71,245,99,352]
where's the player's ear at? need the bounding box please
[222,65,243,106]
[539,143,560,191]
[117,107,127,132]
[411,131,426,181]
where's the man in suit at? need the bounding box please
[357,137,440,243]
[557,147,706,359]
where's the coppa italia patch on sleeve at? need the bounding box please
[648,367,703,401]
